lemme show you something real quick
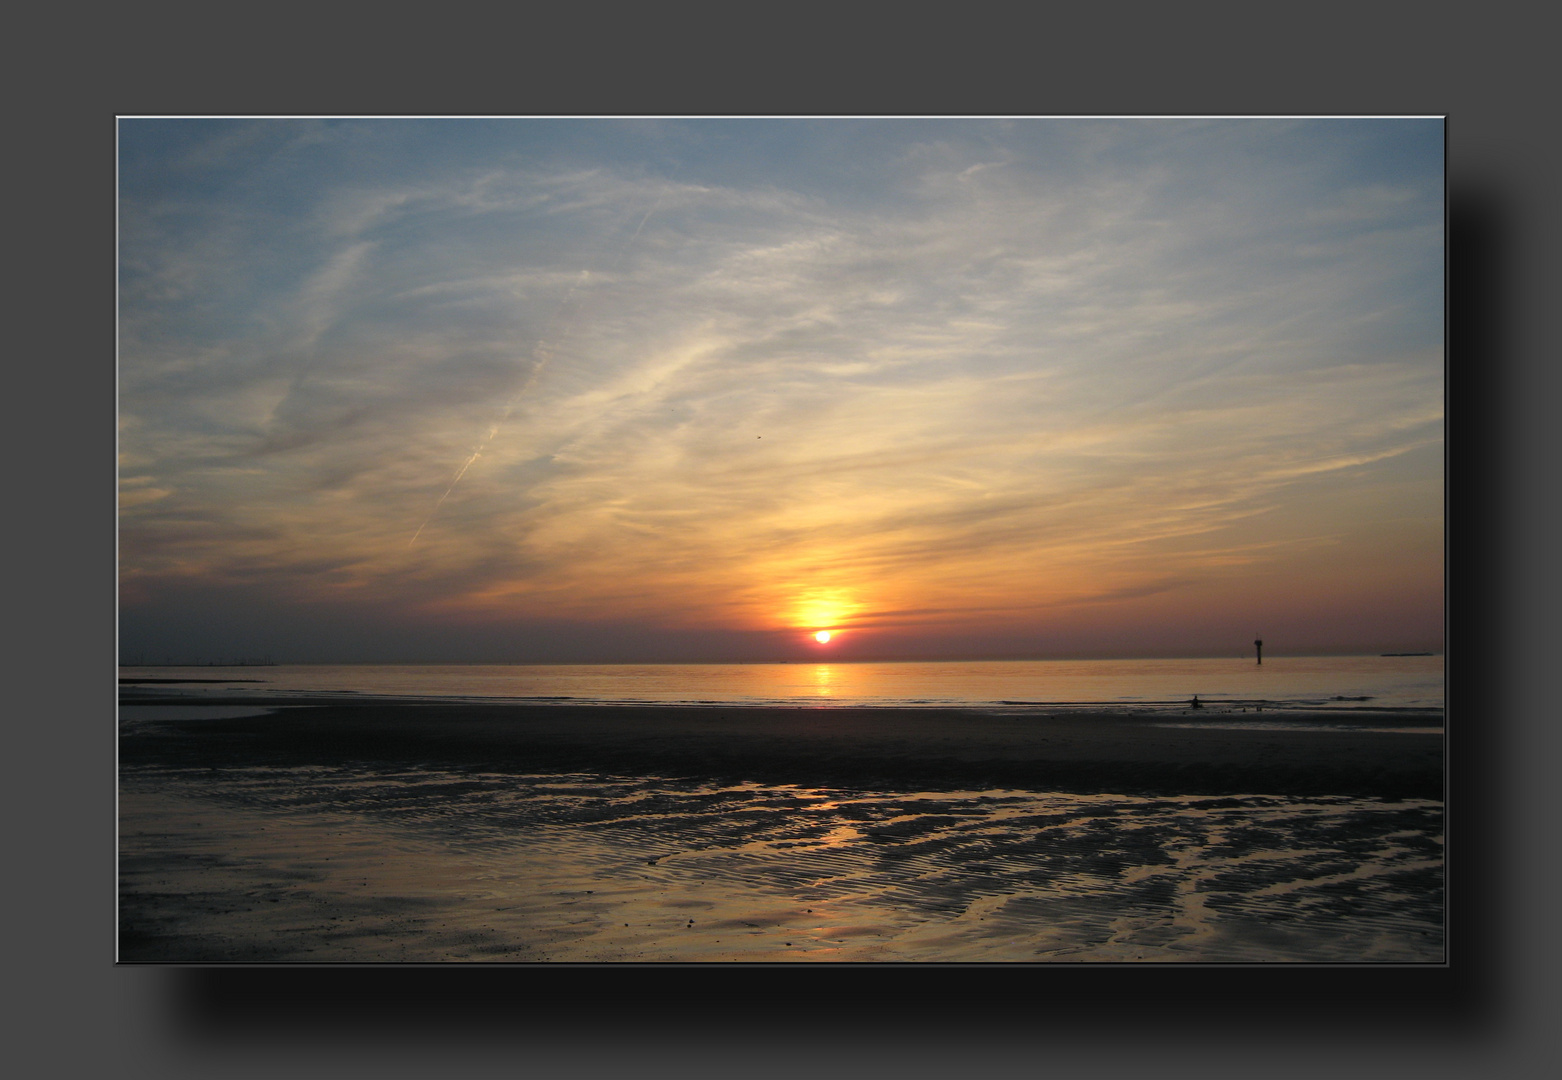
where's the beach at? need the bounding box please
[120,700,1442,798]
[119,700,1444,963]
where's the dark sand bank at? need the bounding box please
[120,701,1443,799]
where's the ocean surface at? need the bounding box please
[119,653,1445,962]
[119,654,1444,711]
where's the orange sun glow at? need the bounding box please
[814,630,832,643]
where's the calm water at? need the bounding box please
[119,654,1443,710]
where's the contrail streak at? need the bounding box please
[409,197,660,547]
[627,196,660,245]
[407,448,484,547]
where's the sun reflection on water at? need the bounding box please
[812,664,834,697]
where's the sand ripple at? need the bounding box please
[120,761,1442,962]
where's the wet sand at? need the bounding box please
[119,701,1443,799]
[119,702,1444,963]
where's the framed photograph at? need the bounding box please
[118,117,1444,965]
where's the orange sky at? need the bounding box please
[119,119,1443,662]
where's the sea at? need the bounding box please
[119,653,1445,962]
[118,653,1443,712]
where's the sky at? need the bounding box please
[117,118,1444,664]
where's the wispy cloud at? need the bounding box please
[119,119,1444,658]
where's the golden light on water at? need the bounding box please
[813,664,834,697]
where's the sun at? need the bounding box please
[814,630,832,644]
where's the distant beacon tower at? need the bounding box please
[1254,638,1263,665]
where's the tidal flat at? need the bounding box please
[119,703,1443,963]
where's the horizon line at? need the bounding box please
[118,649,1443,668]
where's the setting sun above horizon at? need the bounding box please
[117,118,1443,664]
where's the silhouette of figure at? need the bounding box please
[1191,695,1203,709]
[1254,638,1263,665]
